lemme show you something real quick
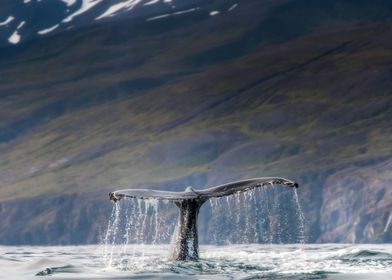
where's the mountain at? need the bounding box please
[0,0,391,245]
[0,0,226,45]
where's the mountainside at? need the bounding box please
[0,0,212,45]
[0,0,391,244]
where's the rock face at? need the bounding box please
[0,0,392,244]
[0,159,391,245]
[319,159,392,243]
[0,193,111,245]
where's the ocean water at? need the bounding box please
[1,244,392,280]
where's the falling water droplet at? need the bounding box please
[103,183,307,269]
[293,188,306,244]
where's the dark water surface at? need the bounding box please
[1,244,391,279]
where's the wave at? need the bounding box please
[35,265,77,276]
[338,250,392,260]
[1,245,391,279]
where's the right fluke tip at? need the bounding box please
[109,192,118,203]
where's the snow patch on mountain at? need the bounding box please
[60,0,77,6]
[1,0,232,46]
[144,0,159,5]
[8,21,25,44]
[228,4,237,11]
[146,13,170,21]
[38,24,60,35]
[146,7,199,21]
[63,0,102,23]
[0,16,14,26]
[173,7,199,15]
[17,21,26,29]
[96,0,141,20]
[8,32,20,44]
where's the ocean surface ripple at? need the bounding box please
[1,244,392,279]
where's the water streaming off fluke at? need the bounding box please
[103,185,305,270]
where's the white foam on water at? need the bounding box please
[2,244,392,279]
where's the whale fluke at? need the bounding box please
[108,177,297,203]
[197,177,298,199]
[108,177,298,261]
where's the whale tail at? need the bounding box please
[108,177,298,261]
[108,177,298,203]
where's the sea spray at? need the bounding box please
[102,198,177,270]
[103,201,121,268]
[103,185,307,269]
[208,198,222,244]
[207,186,306,244]
[293,188,306,244]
